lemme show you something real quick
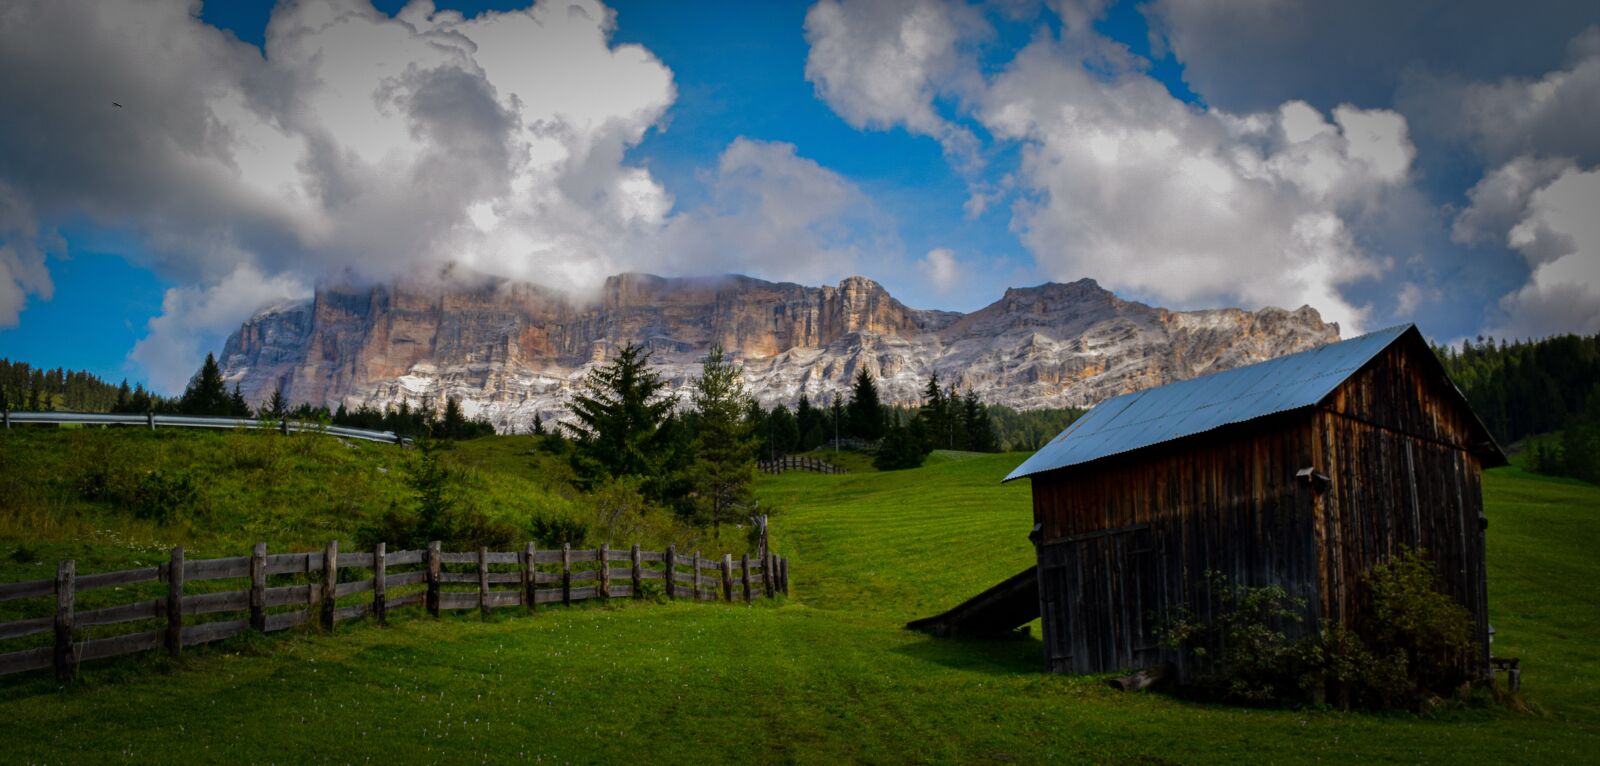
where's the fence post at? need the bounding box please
[664,545,676,600]
[561,543,571,605]
[2,408,8,429]
[279,417,289,436]
[373,542,387,626]
[721,554,733,602]
[478,546,490,619]
[763,550,774,599]
[54,560,76,682]
[693,551,703,601]
[146,410,155,431]
[250,543,267,632]
[321,540,338,631]
[741,554,752,604]
[166,546,184,657]
[781,556,790,596]
[598,544,610,600]
[426,541,441,617]
[630,544,642,598]
[522,542,536,612]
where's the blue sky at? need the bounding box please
[0,0,1596,392]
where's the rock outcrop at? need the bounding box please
[219,272,1340,430]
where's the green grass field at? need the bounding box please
[0,429,1596,763]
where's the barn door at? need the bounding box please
[1038,526,1162,674]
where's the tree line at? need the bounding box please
[2,353,494,440]
[1434,332,1600,483]
[0,359,128,413]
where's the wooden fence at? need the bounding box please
[758,456,843,475]
[0,541,790,681]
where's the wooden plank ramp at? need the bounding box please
[904,567,1039,638]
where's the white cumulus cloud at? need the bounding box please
[1,0,901,392]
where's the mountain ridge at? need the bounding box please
[219,272,1340,430]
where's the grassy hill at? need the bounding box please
[0,428,1596,762]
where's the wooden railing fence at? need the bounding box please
[758,456,842,475]
[0,541,790,681]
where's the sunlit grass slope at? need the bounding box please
[0,430,1595,763]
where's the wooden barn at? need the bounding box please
[911,324,1507,678]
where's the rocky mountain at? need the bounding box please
[219,272,1340,431]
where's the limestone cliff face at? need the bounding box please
[219,273,1339,429]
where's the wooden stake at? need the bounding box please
[522,542,536,612]
[561,543,572,605]
[249,542,267,632]
[426,541,441,617]
[630,543,642,598]
[165,546,184,657]
[373,542,386,626]
[478,546,490,619]
[721,554,733,602]
[762,550,774,598]
[54,560,76,682]
[693,550,702,601]
[664,545,676,600]
[321,539,338,631]
[741,553,752,604]
[598,544,610,600]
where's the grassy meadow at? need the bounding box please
[0,427,1596,763]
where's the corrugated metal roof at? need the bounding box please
[1003,325,1415,482]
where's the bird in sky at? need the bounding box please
[112,102,122,108]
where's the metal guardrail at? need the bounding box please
[1,410,406,445]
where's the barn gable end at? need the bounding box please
[1018,325,1503,677]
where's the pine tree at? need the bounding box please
[769,404,800,456]
[961,390,999,452]
[532,413,546,436]
[687,346,758,538]
[179,353,230,415]
[229,383,251,417]
[442,396,467,439]
[919,373,947,452]
[846,367,886,441]
[563,343,677,491]
[265,387,287,419]
[830,392,845,451]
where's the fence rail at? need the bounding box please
[2,410,405,444]
[0,540,790,681]
[758,456,843,475]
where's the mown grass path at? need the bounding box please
[0,448,1596,763]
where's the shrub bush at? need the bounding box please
[1160,549,1479,711]
[132,468,203,523]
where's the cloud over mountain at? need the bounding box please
[0,0,896,390]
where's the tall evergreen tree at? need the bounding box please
[265,387,287,419]
[562,343,676,492]
[919,373,948,452]
[830,392,845,450]
[179,353,230,415]
[769,404,800,456]
[687,346,758,538]
[845,367,887,441]
[796,393,826,451]
[961,390,1000,452]
[228,383,251,417]
[532,412,546,436]
[442,396,467,439]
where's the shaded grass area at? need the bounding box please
[0,436,1596,762]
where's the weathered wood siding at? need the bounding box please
[1026,335,1495,678]
[1029,415,1319,675]
[1316,340,1492,675]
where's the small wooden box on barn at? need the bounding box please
[1003,324,1506,676]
